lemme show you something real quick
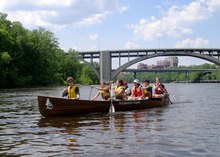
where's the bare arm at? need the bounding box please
[62,88,68,97]
[115,88,124,97]
[75,87,80,100]
[91,92,100,101]
[140,87,145,98]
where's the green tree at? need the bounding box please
[24,27,61,85]
[60,49,81,84]
[211,69,220,80]
[189,72,202,82]
[79,66,93,85]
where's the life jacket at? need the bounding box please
[114,86,124,99]
[143,87,147,94]
[155,87,165,94]
[143,85,152,97]
[132,86,142,97]
[154,83,165,94]
[100,89,110,100]
[125,88,131,96]
[68,85,77,98]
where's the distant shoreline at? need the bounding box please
[172,80,220,83]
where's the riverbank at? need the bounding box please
[200,80,220,83]
[171,80,220,83]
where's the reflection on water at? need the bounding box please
[0,84,220,156]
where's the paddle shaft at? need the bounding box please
[158,85,173,104]
[110,82,115,113]
[164,88,172,104]
[89,86,92,99]
[168,96,173,104]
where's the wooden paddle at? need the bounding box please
[163,87,173,104]
[89,85,93,99]
[109,81,115,113]
[168,95,173,104]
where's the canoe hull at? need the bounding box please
[38,96,169,117]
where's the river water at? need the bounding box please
[0,83,220,156]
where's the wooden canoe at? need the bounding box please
[38,95,170,117]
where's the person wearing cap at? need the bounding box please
[123,81,131,96]
[62,76,80,99]
[90,81,110,101]
[143,79,152,98]
[128,79,144,100]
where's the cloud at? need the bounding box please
[8,11,66,30]
[119,6,128,14]
[89,34,98,40]
[31,0,75,7]
[74,12,108,27]
[175,38,209,48]
[124,41,139,49]
[0,0,127,29]
[206,0,220,11]
[128,0,220,41]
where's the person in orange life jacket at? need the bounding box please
[109,80,125,100]
[153,77,167,97]
[90,81,110,101]
[62,76,80,99]
[128,79,144,100]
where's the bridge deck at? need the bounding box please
[121,69,214,73]
[80,48,220,59]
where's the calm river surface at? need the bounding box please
[0,83,220,156]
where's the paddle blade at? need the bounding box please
[109,104,115,113]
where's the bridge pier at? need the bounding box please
[133,72,136,79]
[100,51,111,83]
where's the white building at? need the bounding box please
[138,56,178,69]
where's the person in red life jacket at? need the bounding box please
[62,76,80,100]
[153,77,167,97]
[128,79,144,100]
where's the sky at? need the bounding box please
[1,0,220,68]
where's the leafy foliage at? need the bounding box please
[0,12,94,88]
[116,64,220,83]
[1,12,220,88]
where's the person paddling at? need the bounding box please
[62,76,80,100]
[91,81,110,101]
[153,77,167,98]
[109,80,125,100]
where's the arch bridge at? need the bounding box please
[79,48,220,82]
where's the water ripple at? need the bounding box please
[0,84,220,156]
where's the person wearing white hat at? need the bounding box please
[128,79,144,100]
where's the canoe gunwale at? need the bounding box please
[38,95,169,117]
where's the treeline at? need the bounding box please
[116,64,220,83]
[0,12,98,88]
[1,12,220,88]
